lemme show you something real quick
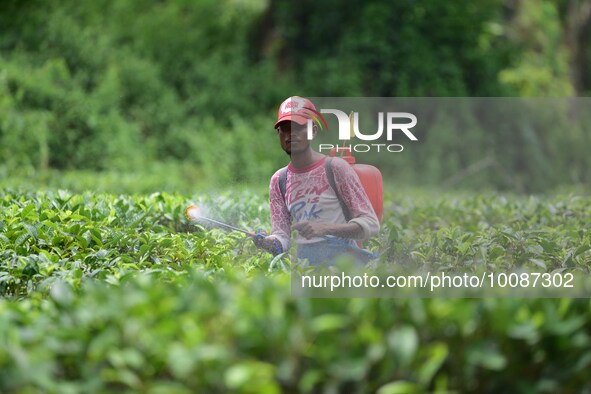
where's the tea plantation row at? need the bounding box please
[0,189,590,392]
[1,189,589,297]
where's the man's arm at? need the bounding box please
[254,170,292,254]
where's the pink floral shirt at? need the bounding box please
[269,156,380,251]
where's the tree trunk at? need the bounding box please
[565,0,591,94]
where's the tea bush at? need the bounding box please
[1,189,590,298]
[0,273,590,393]
[0,189,273,297]
[1,188,590,392]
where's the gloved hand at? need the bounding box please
[252,230,283,256]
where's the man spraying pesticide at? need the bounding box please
[252,96,381,265]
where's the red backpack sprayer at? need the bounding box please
[331,112,384,224]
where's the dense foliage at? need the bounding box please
[0,188,590,392]
[1,189,589,298]
[1,0,590,191]
[2,1,590,392]
[2,274,591,393]
[0,190,268,297]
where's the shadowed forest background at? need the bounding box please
[1,0,590,192]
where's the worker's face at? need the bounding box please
[276,121,316,155]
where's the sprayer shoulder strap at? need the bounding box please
[325,157,352,221]
[278,159,351,221]
[278,166,288,203]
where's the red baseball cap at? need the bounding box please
[274,96,317,129]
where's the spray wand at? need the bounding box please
[184,204,283,255]
[184,205,376,260]
[185,205,255,236]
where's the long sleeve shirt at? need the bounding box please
[269,156,380,251]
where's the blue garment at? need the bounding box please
[297,238,375,266]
